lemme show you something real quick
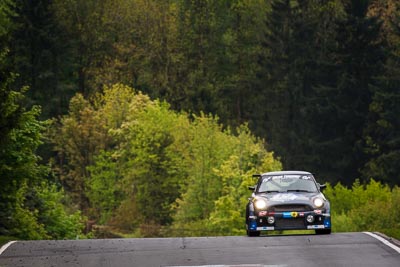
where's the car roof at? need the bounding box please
[261,170,313,176]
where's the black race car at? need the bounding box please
[246,171,331,236]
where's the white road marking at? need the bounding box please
[364,232,400,254]
[0,241,17,256]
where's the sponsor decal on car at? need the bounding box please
[257,226,275,231]
[283,212,298,218]
[271,193,299,202]
[283,212,291,218]
[314,209,322,214]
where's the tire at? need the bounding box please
[315,229,331,235]
[247,230,261,237]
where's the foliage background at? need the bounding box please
[1,0,400,241]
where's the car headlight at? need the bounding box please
[254,199,267,209]
[313,197,324,208]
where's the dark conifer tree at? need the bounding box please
[258,0,384,184]
[313,0,384,183]
[362,9,400,186]
[9,0,76,118]
[258,0,322,175]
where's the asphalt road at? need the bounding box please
[0,232,399,267]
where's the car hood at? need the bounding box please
[255,192,325,207]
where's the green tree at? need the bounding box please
[209,127,282,235]
[51,0,179,99]
[361,5,400,185]
[172,120,281,235]
[259,0,385,184]
[1,0,86,240]
[53,84,282,236]
[51,0,107,96]
[85,84,152,229]
[52,84,185,230]
[215,0,268,127]
[8,0,76,118]
[50,93,110,212]
[0,0,15,48]
[258,0,333,175]
[170,0,217,112]
[86,151,125,224]
[0,94,53,240]
[0,4,49,235]
[0,64,86,240]
[173,115,236,224]
[35,181,85,239]
[117,102,188,227]
[324,0,385,183]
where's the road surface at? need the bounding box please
[0,232,399,267]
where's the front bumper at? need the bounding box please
[248,210,331,231]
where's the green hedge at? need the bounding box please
[324,179,400,240]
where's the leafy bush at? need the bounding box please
[36,182,86,239]
[325,180,400,239]
[11,181,48,240]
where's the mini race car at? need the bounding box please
[246,170,331,236]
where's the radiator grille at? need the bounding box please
[269,205,312,212]
[275,218,305,229]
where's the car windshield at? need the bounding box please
[258,174,318,193]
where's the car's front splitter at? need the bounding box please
[256,225,327,231]
[248,210,331,231]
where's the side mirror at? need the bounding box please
[248,185,256,191]
[252,174,261,178]
[318,183,327,191]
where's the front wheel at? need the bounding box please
[315,229,331,235]
[247,230,261,237]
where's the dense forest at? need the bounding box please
[1,0,400,241]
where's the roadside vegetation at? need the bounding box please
[325,180,400,239]
[49,84,282,238]
[1,0,400,243]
